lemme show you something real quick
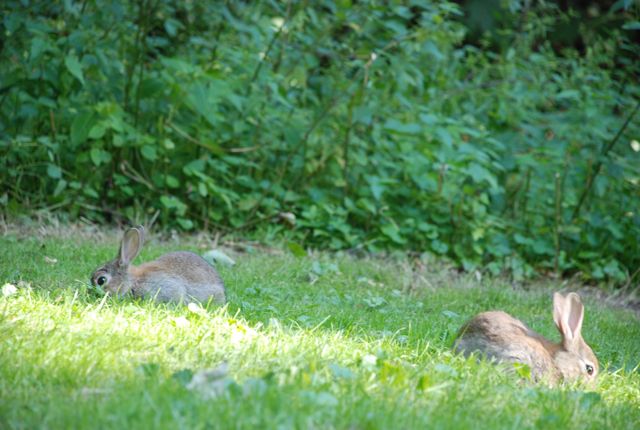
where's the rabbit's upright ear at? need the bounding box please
[553,292,565,331]
[565,293,584,340]
[118,226,145,266]
[553,292,584,344]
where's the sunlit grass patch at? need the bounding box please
[0,232,639,429]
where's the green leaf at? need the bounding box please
[622,21,640,30]
[172,369,193,386]
[113,134,125,147]
[419,113,438,125]
[353,106,373,125]
[423,41,443,61]
[88,123,106,140]
[383,119,421,134]
[367,176,385,201]
[84,187,99,199]
[30,37,48,61]
[416,373,431,391]
[380,223,406,244]
[160,195,187,215]
[187,83,222,127]
[435,128,453,147]
[203,250,236,267]
[466,163,497,189]
[71,111,97,146]
[160,195,175,209]
[177,218,194,230]
[513,362,532,380]
[64,54,85,85]
[364,295,386,308]
[141,145,157,161]
[184,159,206,175]
[431,240,449,254]
[46,164,62,179]
[53,179,67,196]
[89,149,101,166]
[164,18,182,37]
[137,78,165,99]
[198,182,208,197]
[556,90,580,101]
[166,175,180,188]
[287,242,307,257]
[90,148,112,166]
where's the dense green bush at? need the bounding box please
[1,0,639,284]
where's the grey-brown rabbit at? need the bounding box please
[453,292,598,383]
[90,226,226,304]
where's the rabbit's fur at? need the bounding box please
[454,292,598,383]
[91,226,225,304]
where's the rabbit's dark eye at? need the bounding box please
[585,364,594,375]
[97,276,107,286]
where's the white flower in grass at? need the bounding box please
[271,17,285,31]
[2,283,17,297]
[187,301,208,316]
[361,354,378,370]
[172,316,190,328]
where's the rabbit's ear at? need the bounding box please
[554,292,584,343]
[552,292,565,330]
[118,226,144,266]
[565,293,584,339]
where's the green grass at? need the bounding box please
[1,230,639,429]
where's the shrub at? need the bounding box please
[1,0,639,284]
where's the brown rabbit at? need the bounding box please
[453,292,598,383]
[90,226,225,304]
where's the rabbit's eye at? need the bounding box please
[97,276,107,286]
[585,364,594,375]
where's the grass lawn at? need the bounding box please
[1,227,639,429]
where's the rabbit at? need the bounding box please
[90,226,226,304]
[453,292,598,383]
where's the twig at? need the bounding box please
[49,110,57,140]
[234,213,280,231]
[124,0,146,111]
[147,209,160,231]
[119,160,155,190]
[624,266,640,290]
[228,146,259,153]
[553,173,562,274]
[76,202,127,219]
[167,120,256,153]
[277,96,339,185]
[342,94,356,195]
[246,0,291,93]
[571,99,640,221]
[165,120,219,151]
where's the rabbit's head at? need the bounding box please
[91,226,145,296]
[552,292,599,382]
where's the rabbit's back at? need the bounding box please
[454,311,558,380]
[131,251,226,303]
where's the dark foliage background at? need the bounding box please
[1,0,639,284]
